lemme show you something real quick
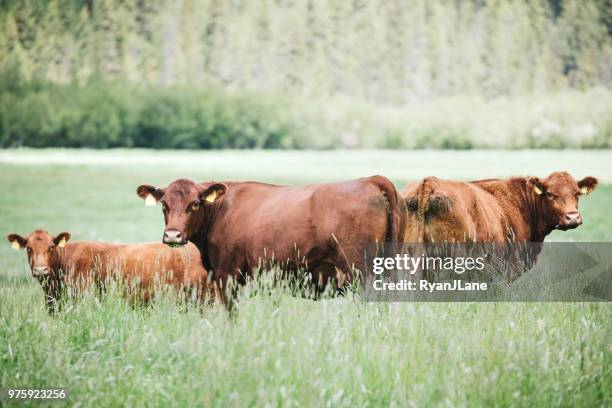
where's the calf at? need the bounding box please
[7,230,217,314]
[403,171,598,243]
[136,176,406,298]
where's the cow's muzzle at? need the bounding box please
[556,212,582,230]
[33,266,49,276]
[163,229,187,247]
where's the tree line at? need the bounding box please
[0,0,610,148]
[1,0,610,101]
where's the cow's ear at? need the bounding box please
[137,185,165,206]
[7,234,27,250]
[53,232,71,248]
[578,176,598,195]
[201,183,227,204]
[527,177,545,195]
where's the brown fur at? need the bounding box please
[6,230,217,314]
[137,176,407,299]
[402,172,598,243]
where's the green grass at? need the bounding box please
[1,149,611,407]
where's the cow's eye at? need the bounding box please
[49,246,55,253]
[191,202,200,212]
[545,192,554,199]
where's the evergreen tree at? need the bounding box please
[0,0,609,101]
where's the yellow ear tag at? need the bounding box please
[11,240,21,250]
[580,186,589,195]
[205,190,218,203]
[57,237,67,248]
[533,185,543,195]
[145,193,157,206]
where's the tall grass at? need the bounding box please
[1,277,610,406]
[0,151,610,406]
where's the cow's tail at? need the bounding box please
[415,176,439,241]
[371,175,405,245]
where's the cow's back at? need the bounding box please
[404,179,508,242]
[472,178,533,241]
[59,241,209,299]
[206,177,399,277]
[117,242,207,288]
[60,241,119,288]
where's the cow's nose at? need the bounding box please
[33,266,49,276]
[163,229,186,246]
[564,212,582,225]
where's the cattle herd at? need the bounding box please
[8,171,598,313]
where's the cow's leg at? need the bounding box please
[42,280,62,315]
[44,293,56,315]
[209,267,242,315]
[308,263,338,298]
[327,247,365,294]
[201,270,223,305]
[213,282,223,305]
[94,276,107,300]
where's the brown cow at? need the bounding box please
[136,176,406,298]
[7,229,217,314]
[403,171,598,243]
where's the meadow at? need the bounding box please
[1,149,611,407]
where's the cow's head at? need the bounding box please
[6,230,70,277]
[137,179,227,247]
[527,172,598,231]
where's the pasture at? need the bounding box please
[0,149,611,407]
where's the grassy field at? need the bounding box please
[0,149,611,407]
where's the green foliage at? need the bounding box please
[0,0,610,101]
[413,127,475,150]
[1,77,612,149]
[0,78,313,149]
[0,1,611,149]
